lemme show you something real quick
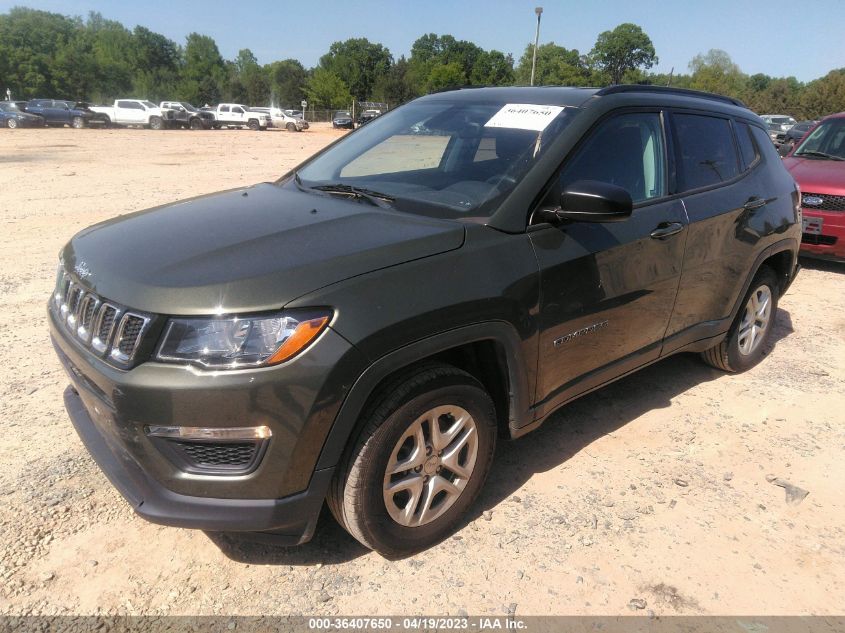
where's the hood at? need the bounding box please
[62,183,465,315]
[783,156,845,196]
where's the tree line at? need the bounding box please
[1,6,843,119]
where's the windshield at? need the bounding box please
[794,118,845,160]
[335,111,351,117]
[142,101,157,109]
[295,99,578,219]
[181,102,198,112]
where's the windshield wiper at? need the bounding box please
[309,183,395,207]
[795,150,845,161]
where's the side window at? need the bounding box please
[735,121,759,170]
[220,105,230,113]
[116,101,130,108]
[232,106,244,114]
[749,125,782,163]
[673,113,740,191]
[559,112,666,204]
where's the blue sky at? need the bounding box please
[2,0,843,82]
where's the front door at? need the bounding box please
[530,110,688,415]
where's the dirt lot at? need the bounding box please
[1,125,843,617]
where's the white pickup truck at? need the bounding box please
[207,104,270,130]
[89,99,174,129]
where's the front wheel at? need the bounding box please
[328,364,496,557]
[71,116,85,129]
[6,118,18,129]
[247,119,260,131]
[189,117,203,130]
[148,116,163,130]
[701,266,780,372]
[286,122,296,132]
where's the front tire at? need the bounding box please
[701,266,779,372]
[71,116,85,129]
[328,364,497,557]
[247,119,260,131]
[7,118,18,129]
[189,117,203,130]
[286,122,296,132]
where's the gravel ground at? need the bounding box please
[0,125,843,617]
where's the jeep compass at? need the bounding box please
[50,86,800,556]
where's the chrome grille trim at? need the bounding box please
[91,303,120,355]
[53,270,152,367]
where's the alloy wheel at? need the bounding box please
[383,405,478,528]
[737,284,772,355]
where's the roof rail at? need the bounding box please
[595,84,746,108]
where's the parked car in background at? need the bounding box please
[766,122,783,146]
[0,101,45,128]
[783,112,845,261]
[89,100,174,129]
[268,108,308,131]
[24,99,101,128]
[284,109,303,118]
[332,110,354,129]
[210,104,269,130]
[777,120,818,156]
[761,114,797,131]
[160,101,215,130]
[49,85,800,556]
[357,109,380,126]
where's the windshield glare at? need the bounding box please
[794,118,845,159]
[295,99,577,218]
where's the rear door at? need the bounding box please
[530,110,688,414]
[662,112,767,352]
[218,104,231,124]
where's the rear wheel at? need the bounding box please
[7,118,18,129]
[71,116,85,129]
[149,116,163,130]
[701,266,779,372]
[328,364,496,557]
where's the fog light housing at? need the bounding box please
[145,425,271,475]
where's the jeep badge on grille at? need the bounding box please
[74,261,91,279]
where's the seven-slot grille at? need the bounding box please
[802,192,845,212]
[53,268,151,367]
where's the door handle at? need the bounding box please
[744,197,767,211]
[650,222,684,240]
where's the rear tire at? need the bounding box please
[149,116,163,130]
[7,118,18,129]
[328,363,497,557]
[700,266,779,372]
[71,116,85,129]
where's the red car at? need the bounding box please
[783,112,845,262]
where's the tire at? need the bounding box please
[7,118,18,129]
[328,363,497,557]
[71,116,85,129]
[286,122,296,132]
[700,266,779,372]
[247,119,260,131]
[148,116,163,130]
[101,116,111,129]
[189,117,202,130]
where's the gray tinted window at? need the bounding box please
[674,114,740,191]
[559,112,666,203]
[736,122,758,170]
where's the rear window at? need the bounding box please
[673,114,740,191]
[735,122,759,171]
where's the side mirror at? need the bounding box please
[551,180,633,223]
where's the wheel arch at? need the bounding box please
[729,238,799,324]
[314,322,532,471]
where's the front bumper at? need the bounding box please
[800,209,845,261]
[64,384,333,542]
[49,302,365,539]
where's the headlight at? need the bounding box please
[156,310,330,369]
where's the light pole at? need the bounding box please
[530,7,543,86]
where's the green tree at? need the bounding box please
[267,59,307,107]
[129,26,179,100]
[688,49,745,96]
[470,50,515,86]
[319,38,392,100]
[371,56,417,105]
[590,23,657,85]
[800,69,845,119]
[426,62,466,92]
[304,67,352,109]
[232,48,269,105]
[514,42,589,86]
[181,33,225,105]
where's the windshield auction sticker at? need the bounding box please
[484,103,565,131]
